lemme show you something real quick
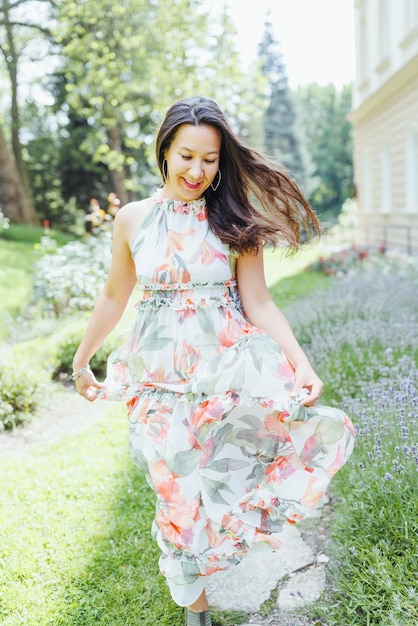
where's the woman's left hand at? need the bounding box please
[289,361,324,407]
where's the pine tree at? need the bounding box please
[258,16,304,184]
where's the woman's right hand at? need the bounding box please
[74,369,104,402]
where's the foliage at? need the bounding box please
[284,264,418,625]
[53,1,232,203]
[33,232,112,317]
[0,346,49,429]
[1,0,249,226]
[295,83,354,220]
[308,245,386,277]
[0,0,54,225]
[258,18,304,183]
[22,102,86,231]
[325,358,417,625]
[0,315,119,428]
[51,326,119,381]
[288,266,418,403]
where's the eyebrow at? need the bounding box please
[179,147,220,155]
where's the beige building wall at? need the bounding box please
[351,0,418,253]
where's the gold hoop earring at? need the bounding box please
[162,159,168,182]
[210,169,221,192]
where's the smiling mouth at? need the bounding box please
[183,178,201,189]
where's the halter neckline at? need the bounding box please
[153,190,206,215]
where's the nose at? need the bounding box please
[188,160,203,180]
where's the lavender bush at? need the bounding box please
[286,267,418,403]
[283,265,418,625]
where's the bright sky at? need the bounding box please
[223,0,355,89]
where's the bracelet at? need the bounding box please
[71,365,91,381]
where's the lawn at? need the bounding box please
[0,239,35,333]
[0,405,184,626]
[0,403,248,626]
[0,225,75,340]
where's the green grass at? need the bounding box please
[2,261,416,624]
[263,245,330,309]
[0,239,36,336]
[0,402,248,626]
[263,241,326,287]
[1,223,74,246]
[0,226,79,340]
[0,244,327,624]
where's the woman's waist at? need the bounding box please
[135,280,240,311]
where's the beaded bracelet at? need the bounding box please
[71,364,91,381]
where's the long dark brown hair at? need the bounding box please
[156,96,321,254]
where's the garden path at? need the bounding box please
[0,384,330,625]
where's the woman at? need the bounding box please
[73,96,355,626]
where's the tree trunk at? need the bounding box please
[0,124,38,224]
[2,0,38,225]
[106,126,130,206]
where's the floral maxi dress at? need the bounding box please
[101,193,355,607]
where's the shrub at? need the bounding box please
[0,318,119,429]
[287,266,418,403]
[51,326,119,380]
[0,354,49,430]
[33,232,112,317]
[307,244,387,277]
[324,356,418,625]
[285,263,418,625]
[0,208,10,232]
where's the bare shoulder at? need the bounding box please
[115,197,154,225]
[113,197,155,244]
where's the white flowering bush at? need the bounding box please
[0,208,10,232]
[33,232,112,317]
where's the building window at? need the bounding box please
[378,0,390,60]
[381,144,392,214]
[406,127,418,213]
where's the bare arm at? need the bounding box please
[236,247,323,406]
[72,205,139,399]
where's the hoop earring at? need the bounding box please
[210,169,221,192]
[162,159,168,183]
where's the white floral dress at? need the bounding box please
[101,192,355,606]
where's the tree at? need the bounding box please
[53,0,217,206]
[0,120,33,221]
[0,0,53,224]
[257,16,304,183]
[295,83,354,220]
